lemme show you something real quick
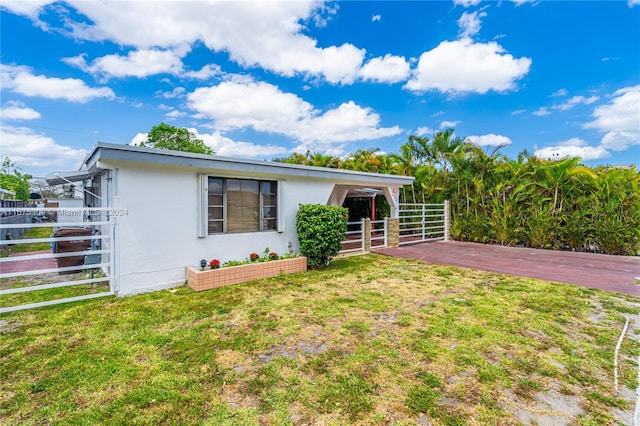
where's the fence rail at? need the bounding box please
[370,219,387,248]
[399,202,449,246]
[340,219,365,254]
[0,207,115,313]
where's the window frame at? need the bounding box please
[198,174,280,236]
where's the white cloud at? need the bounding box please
[457,11,486,38]
[534,138,610,161]
[130,129,288,158]
[454,0,482,7]
[199,131,289,158]
[628,0,640,7]
[551,88,568,97]
[30,1,365,84]
[187,79,401,146]
[1,101,41,120]
[553,95,599,111]
[297,101,402,145]
[439,120,461,129]
[416,126,436,137]
[533,107,550,116]
[404,38,531,94]
[63,49,185,79]
[534,86,639,161]
[0,125,87,170]
[359,54,410,84]
[467,134,512,147]
[164,110,187,120]
[1,64,114,103]
[155,87,187,99]
[372,14,381,22]
[512,0,536,6]
[511,109,526,115]
[182,64,222,80]
[0,0,53,19]
[585,85,640,151]
[130,132,147,146]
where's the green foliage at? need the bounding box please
[141,123,214,154]
[277,130,639,255]
[0,157,32,201]
[296,204,348,267]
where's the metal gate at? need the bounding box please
[340,219,365,254]
[339,218,389,255]
[399,202,449,245]
[0,207,115,313]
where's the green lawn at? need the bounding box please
[0,226,53,257]
[1,254,638,425]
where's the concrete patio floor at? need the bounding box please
[374,241,640,296]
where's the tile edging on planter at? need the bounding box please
[186,256,307,292]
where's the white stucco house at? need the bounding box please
[47,143,414,296]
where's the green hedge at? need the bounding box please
[296,204,348,267]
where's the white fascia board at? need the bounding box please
[83,142,414,187]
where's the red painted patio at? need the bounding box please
[0,250,56,274]
[374,241,640,296]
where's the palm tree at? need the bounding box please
[534,157,595,214]
[308,152,341,168]
[343,148,383,172]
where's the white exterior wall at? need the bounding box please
[48,198,85,229]
[100,161,336,296]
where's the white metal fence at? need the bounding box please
[339,218,388,254]
[340,219,365,254]
[0,207,115,313]
[338,203,449,253]
[399,202,448,245]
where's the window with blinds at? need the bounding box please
[207,177,277,234]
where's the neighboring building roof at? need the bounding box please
[80,142,415,186]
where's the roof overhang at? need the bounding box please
[45,170,92,186]
[82,142,415,187]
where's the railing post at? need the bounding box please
[444,200,450,242]
[384,217,388,247]
[362,218,370,252]
[387,218,399,247]
[421,204,426,242]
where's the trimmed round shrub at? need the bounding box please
[296,204,348,267]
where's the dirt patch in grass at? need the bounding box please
[1,254,639,425]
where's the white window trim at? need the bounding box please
[198,174,282,237]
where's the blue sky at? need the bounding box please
[1,0,639,177]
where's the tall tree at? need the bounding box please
[0,157,32,201]
[142,123,214,154]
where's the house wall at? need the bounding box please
[48,197,85,229]
[98,161,336,296]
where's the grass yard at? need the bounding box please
[1,254,639,425]
[0,226,53,257]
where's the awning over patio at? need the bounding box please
[45,170,91,186]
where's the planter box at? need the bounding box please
[187,256,307,291]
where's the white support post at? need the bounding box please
[384,217,388,247]
[421,204,426,241]
[444,200,450,242]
